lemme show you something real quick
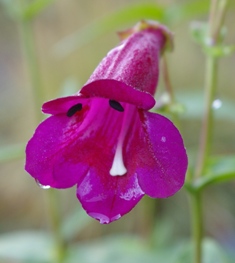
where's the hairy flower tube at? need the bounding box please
[25,21,188,224]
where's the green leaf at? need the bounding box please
[0,143,25,163]
[61,208,92,241]
[53,0,214,58]
[187,155,235,192]
[190,21,233,58]
[54,3,164,58]
[202,238,231,263]
[0,0,21,20]
[204,44,235,57]
[164,0,210,25]
[0,0,54,21]
[66,235,157,263]
[190,21,209,45]
[0,231,53,262]
[206,155,235,176]
[22,0,55,21]
[66,236,233,263]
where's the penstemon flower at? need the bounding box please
[25,20,188,224]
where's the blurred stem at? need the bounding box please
[190,192,203,263]
[195,56,218,178]
[162,54,180,128]
[47,189,67,263]
[195,0,228,179]
[162,54,174,102]
[18,14,44,122]
[18,1,66,262]
[208,0,218,37]
[191,2,228,263]
[212,0,228,41]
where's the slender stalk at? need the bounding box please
[190,2,229,263]
[190,193,203,263]
[18,2,66,262]
[161,54,180,128]
[195,56,218,179]
[208,0,218,38]
[19,16,44,122]
[195,0,228,179]
[47,189,67,263]
[162,54,175,102]
[212,0,228,42]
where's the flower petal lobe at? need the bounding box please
[136,112,187,198]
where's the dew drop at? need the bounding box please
[212,99,222,109]
[35,179,51,189]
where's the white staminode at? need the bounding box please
[109,104,135,177]
[110,144,127,176]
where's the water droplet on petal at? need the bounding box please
[89,212,110,224]
[212,99,222,110]
[35,179,51,189]
[88,212,121,224]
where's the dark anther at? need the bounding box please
[109,100,124,112]
[66,103,82,117]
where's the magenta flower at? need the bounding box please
[25,21,187,224]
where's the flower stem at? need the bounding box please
[18,1,66,262]
[195,55,218,179]
[195,0,228,179]
[47,189,67,263]
[190,192,203,263]
[161,54,180,129]
[212,0,228,42]
[162,54,175,103]
[18,13,44,122]
[191,1,228,263]
[208,0,218,37]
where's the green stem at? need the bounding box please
[190,2,229,263]
[190,193,203,263]
[195,1,228,179]
[47,190,67,263]
[161,54,180,129]
[18,15,44,122]
[212,0,228,42]
[162,54,175,102]
[18,2,66,262]
[208,0,218,37]
[195,56,218,178]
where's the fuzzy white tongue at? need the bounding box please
[109,103,135,177]
[109,144,127,176]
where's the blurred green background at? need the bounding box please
[0,0,235,262]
